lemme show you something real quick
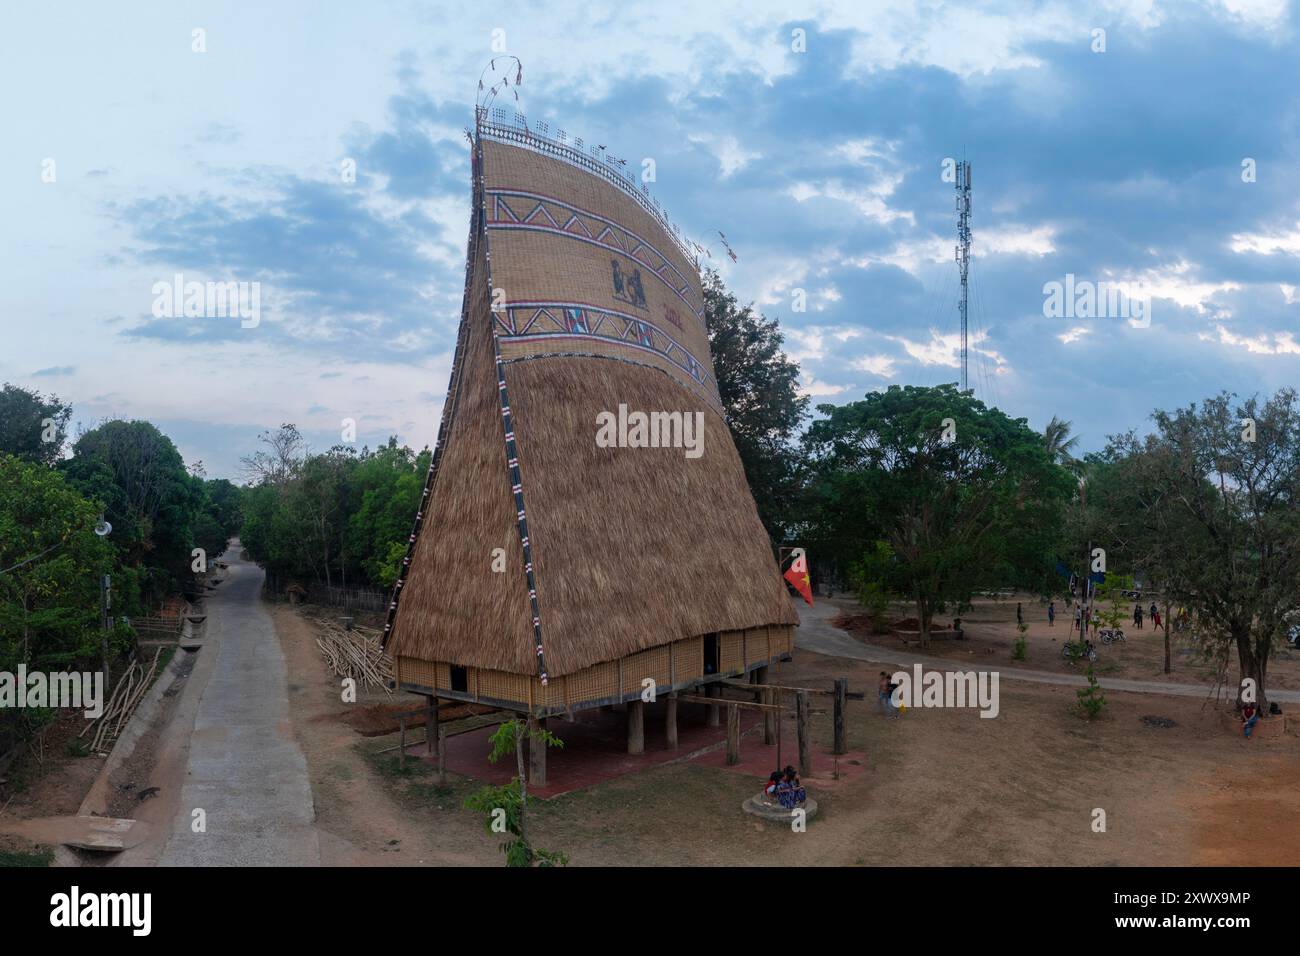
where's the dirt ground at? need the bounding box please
[276,600,1300,867]
[832,592,1300,690]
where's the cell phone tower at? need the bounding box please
[955,160,972,394]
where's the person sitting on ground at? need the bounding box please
[775,765,807,809]
[763,770,783,801]
[1241,702,1259,739]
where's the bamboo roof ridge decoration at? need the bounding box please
[381,91,797,715]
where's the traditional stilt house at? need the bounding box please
[381,100,797,768]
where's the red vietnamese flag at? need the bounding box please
[784,548,814,606]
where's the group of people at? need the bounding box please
[1131,602,1162,629]
[763,765,807,809]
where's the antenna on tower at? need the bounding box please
[955,159,972,394]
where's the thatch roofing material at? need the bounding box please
[386,118,795,680]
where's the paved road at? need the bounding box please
[796,598,1300,704]
[158,544,320,866]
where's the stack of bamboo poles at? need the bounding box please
[314,618,393,695]
[80,648,162,755]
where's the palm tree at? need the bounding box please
[1043,416,1081,471]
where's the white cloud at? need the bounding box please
[1207,324,1300,355]
[853,353,898,377]
[885,328,1006,371]
[787,176,915,226]
[1230,222,1300,256]
[1108,260,1239,314]
[798,375,851,398]
[1059,326,1091,344]
[688,132,762,178]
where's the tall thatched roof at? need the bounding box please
[383,108,796,682]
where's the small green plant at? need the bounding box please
[0,846,54,867]
[1076,663,1106,718]
[464,718,567,867]
[1012,622,1027,661]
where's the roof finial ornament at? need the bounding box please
[477,56,525,118]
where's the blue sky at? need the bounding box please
[3,0,1298,478]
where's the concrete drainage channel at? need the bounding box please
[52,623,204,867]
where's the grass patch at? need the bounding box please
[0,846,54,867]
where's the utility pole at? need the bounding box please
[955,160,972,394]
[101,573,111,673]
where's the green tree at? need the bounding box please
[344,440,431,587]
[0,383,72,467]
[805,384,1074,646]
[60,420,202,599]
[703,270,809,544]
[1095,390,1300,707]
[0,455,117,670]
[463,719,567,867]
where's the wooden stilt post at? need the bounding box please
[529,716,547,787]
[425,696,438,757]
[833,678,848,755]
[756,665,775,745]
[726,703,740,765]
[436,727,447,786]
[627,699,645,754]
[796,690,811,776]
[398,716,407,770]
[706,683,720,727]
[665,693,678,750]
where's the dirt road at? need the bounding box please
[797,599,1300,703]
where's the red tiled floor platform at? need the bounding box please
[412,700,870,798]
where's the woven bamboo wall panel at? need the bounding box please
[397,656,437,689]
[720,629,745,673]
[478,669,532,706]
[675,635,703,681]
[397,624,792,711]
[564,660,618,705]
[621,645,671,696]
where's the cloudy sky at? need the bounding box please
[3,0,1298,478]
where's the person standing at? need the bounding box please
[877,671,891,715]
[1073,605,1082,633]
[1152,606,1162,630]
[1048,601,1056,626]
[1134,603,1143,629]
[1016,602,1023,627]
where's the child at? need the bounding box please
[1047,601,1056,626]
[764,770,782,799]
[776,765,807,809]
